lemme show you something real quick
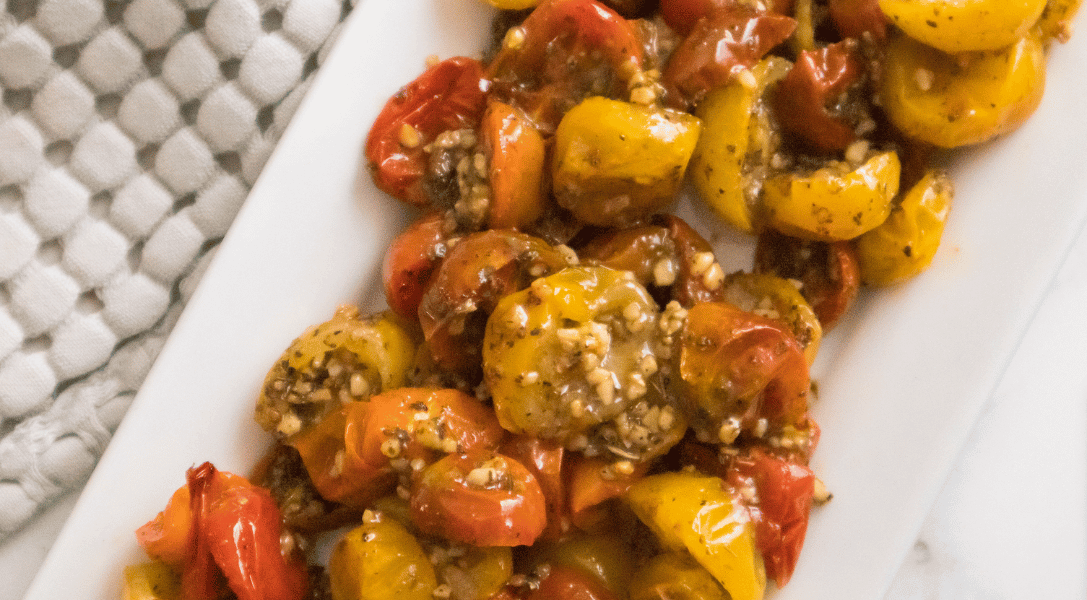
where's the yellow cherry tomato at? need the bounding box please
[879,0,1046,52]
[484,0,540,8]
[255,306,417,437]
[880,32,1047,148]
[483,266,662,442]
[763,151,901,242]
[436,546,513,600]
[553,97,702,226]
[329,516,437,600]
[626,472,766,600]
[690,58,790,233]
[856,169,953,285]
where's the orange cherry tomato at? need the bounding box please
[481,100,549,230]
[411,451,548,546]
[366,57,489,206]
[566,455,649,530]
[289,388,505,507]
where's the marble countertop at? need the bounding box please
[3,218,1085,598]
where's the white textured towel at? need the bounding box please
[0,0,352,539]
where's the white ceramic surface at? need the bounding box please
[22,1,1087,599]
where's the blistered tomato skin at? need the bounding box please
[483,266,662,441]
[880,32,1047,149]
[551,97,702,227]
[856,169,953,286]
[365,57,489,206]
[410,451,547,547]
[763,151,902,242]
[879,0,1046,53]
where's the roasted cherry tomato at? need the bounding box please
[626,472,765,600]
[523,531,634,597]
[721,272,822,366]
[481,100,548,230]
[329,513,437,600]
[578,215,726,308]
[663,4,796,108]
[675,302,810,442]
[879,32,1046,148]
[383,212,449,320]
[879,0,1045,53]
[488,0,645,131]
[289,388,505,507]
[501,435,569,539]
[551,97,702,227]
[410,451,547,546]
[138,463,308,600]
[855,169,953,285]
[255,306,417,437]
[483,266,662,443]
[754,229,861,330]
[566,455,650,529]
[773,41,864,152]
[366,57,489,206]
[725,448,815,588]
[418,230,570,374]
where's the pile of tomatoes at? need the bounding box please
[125,0,1078,599]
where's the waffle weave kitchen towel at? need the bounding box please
[0,0,352,540]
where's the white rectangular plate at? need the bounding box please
[25,1,1087,598]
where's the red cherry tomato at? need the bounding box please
[488,0,644,131]
[383,212,448,320]
[663,4,795,107]
[138,463,308,600]
[774,41,865,152]
[525,564,621,600]
[828,0,888,40]
[202,481,310,600]
[365,57,488,206]
[725,448,815,587]
[411,451,547,546]
[754,229,861,330]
